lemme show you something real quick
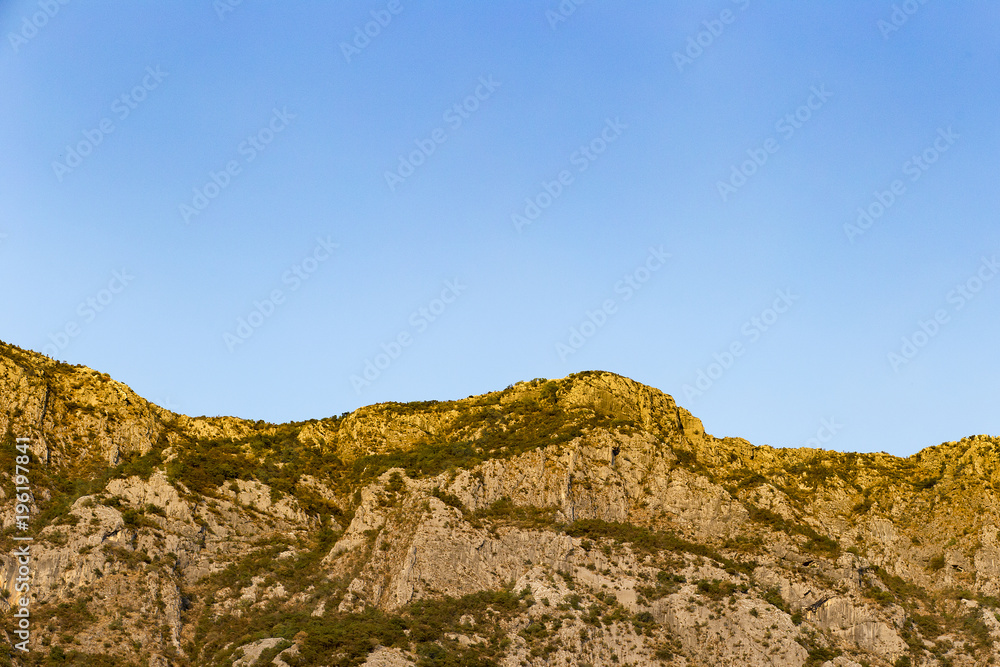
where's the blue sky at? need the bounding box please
[2,1,998,456]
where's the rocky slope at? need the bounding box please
[0,339,998,666]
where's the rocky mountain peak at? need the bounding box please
[0,339,997,667]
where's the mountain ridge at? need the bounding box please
[0,338,998,667]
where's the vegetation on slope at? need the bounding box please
[2,342,1000,666]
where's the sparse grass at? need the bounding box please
[637,570,686,602]
[564,518,757,574]
[430,486,466,513]
[347,398,612,486]
[470,497,558,530]
[744,503,840,557]
[193,587,530,667]
[695,578,747,600]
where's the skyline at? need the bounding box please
[2,1,998,456]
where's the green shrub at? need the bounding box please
[654,646,674,660]
[637,570,685,601]
[386,471,405,495]
[117,446,164,480]
[120,508,142,527]
[430,486,466,513]
[145,502,166,517]
[863,587,894,605]
[799,628,842,667]
[520,621,548,640]
[910,613,943,638]
[291,608,407,666]
[802,531,840,557]
[961,611,993,652]
[695,578,746,600]
[806,647,841,667]
[874,567,928,602]
[53,512,80,526]
[763,587,789,613]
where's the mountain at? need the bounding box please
[0,338,998,667]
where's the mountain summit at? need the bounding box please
[0,339,998,667]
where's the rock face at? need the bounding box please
[0,340,998,666]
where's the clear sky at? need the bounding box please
[2,1,998,456]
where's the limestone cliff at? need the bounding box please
[0,339,997,667]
